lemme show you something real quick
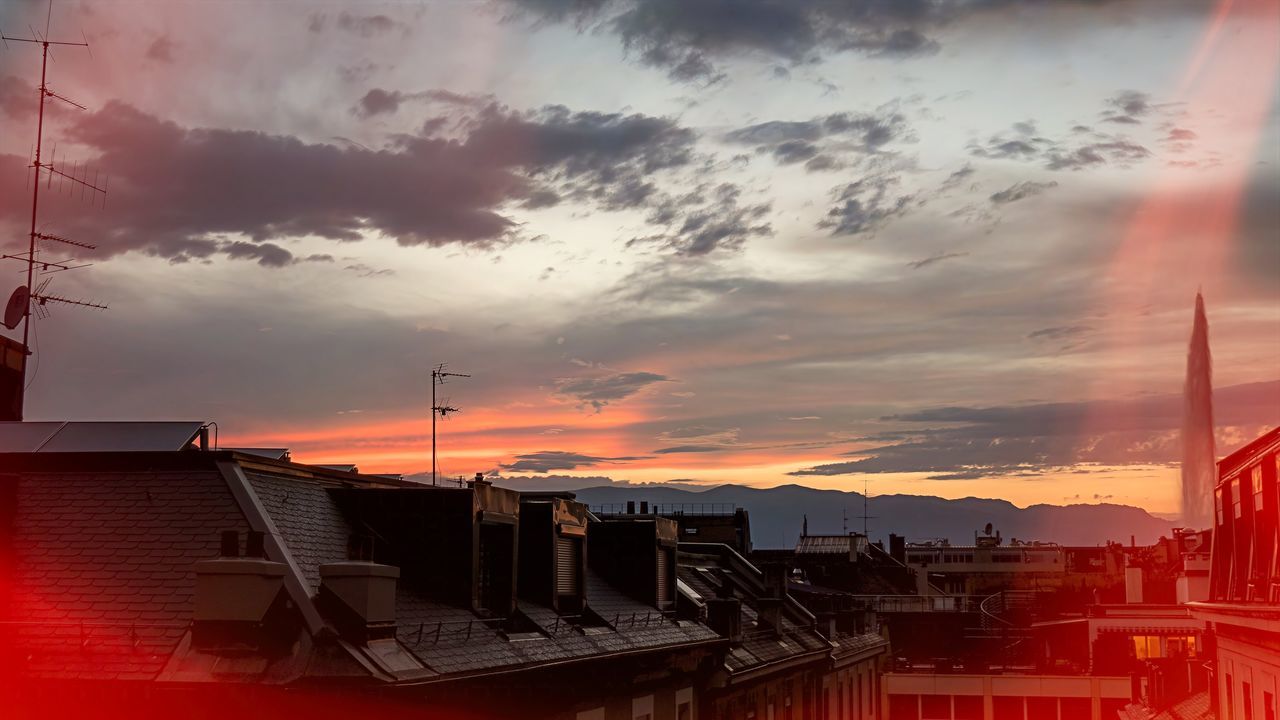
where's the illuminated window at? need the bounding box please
[1254,465,1265,511]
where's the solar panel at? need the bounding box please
[0,421,206,453]
[0,422,66,452]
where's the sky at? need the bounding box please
[0,0,1276,519]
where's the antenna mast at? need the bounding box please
[2,2,108,420]
[430,363,469,487]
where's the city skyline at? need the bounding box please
[0,0,1276,517]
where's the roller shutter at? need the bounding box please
[556,536,580,596]
[656,548,671,605]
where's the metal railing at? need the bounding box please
[590,503,738,516]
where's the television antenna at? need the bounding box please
[2,0,108,419]
[430,363,469,487]
[857,475,878,539]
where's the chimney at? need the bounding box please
[318,561,400,642]
[763,563,788,598]
[193,530,289,649]
[1125,566,1145,604]
[640,500,649,514]
[889,534,906,564]
[626,500,636,514]
[756,597,783,636]
[706,597,742,642]
[816,611,838,640]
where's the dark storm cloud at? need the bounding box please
[790,380,1280,478]
[819,174,915,236]
[554,371,670,411]
[0,98,700,263]
[502,0,1183,81]
[989,180,1058,204]
[500,450,650,472]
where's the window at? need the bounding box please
[1254,465,1265,511]
[1245,682,1255,720]
[921,695,950,719]
[1228,674,1235,720]
[632,694,654,720]
[993,696,1025,720]
[1235,479,1244,519]
[954,696,983,720]
[1264,690,1275,720]
[1218,488,1226,525]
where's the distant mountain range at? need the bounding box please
[497,481,1179,549]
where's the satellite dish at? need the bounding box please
[984,523,994,536]
[4,286,29,330]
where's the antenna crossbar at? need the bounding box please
[34,232,95,250]
[33,293,107,311]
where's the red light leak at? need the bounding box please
[1,681,493,720]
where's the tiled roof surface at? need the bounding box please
[245,472,351,593]
[1122,691,1212,720]
[796,536,852,555]
[6,470,247,680]
[677,550,831,676]
[245,473,720,679]
[395,570,719,676]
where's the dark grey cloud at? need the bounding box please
[1027,324,1092,341]
[222,241,295,267]
[1101,90,1151,124]
[790,380,1280,478]
[335,12,406,37]
[970,118,1151,172]
[724,109,912,172]
[653,444,725,454]
[0,98,700,263]
[502,0,1184,81]
[989,180,1058,204]
[1045,140,1149,171]
[908,251,967,270]
[636,183,773,255]
[146,36,176,63]
[554,370,669,411]
[939,163,976,191]
[500,450,650,472]
[819,174,915,236]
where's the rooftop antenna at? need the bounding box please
[2,0,108,419]
[430,363,469,487]
[857,475,878,539]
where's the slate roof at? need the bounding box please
[3,450,723,688]
[796,535,854,555]
[1122,691,1212,720]
[4,466,249,681]
[246,470,721,680]
[677,546,835,678]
